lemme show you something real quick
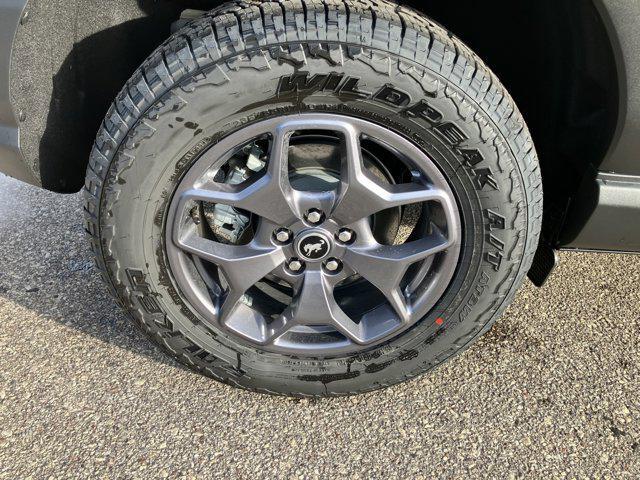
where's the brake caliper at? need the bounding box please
[203,143,266,244]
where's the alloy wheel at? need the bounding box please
[166,114,461,356]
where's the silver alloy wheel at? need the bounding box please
[165,114,461,356]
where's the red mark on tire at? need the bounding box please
[435,318,444,326]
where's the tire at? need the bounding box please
[84,0,542,396]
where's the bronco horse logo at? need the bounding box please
[303,239,326,257]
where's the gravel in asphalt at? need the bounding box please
[0,173,638,479]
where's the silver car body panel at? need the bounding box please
[0,0,33,184]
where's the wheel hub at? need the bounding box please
[295,230,332,261]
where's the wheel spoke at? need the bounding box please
[266,269,368,345]
[173,124,305,225]
[175,181,291,226]
[175,231,286,320]
[269,121,339,218]
[330,126,452,225]
[344,230,453,322]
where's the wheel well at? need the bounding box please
[12,0,619,237]
[410,0,619,241]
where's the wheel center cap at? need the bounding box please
[296,231,331,261]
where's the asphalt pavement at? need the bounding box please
[0,173,638,479]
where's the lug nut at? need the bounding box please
[305,209,324,225]
[324,258,342,273]
[274,228,292,243]
[337,228,355,244]
[287,258,304,273]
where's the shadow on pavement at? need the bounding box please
[0,174,184,371]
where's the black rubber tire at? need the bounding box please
[84,0,542,396]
